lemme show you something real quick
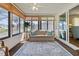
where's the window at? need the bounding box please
[48,21,53,31]
[20,18,24,33]
[12,14,20,35]
[0,8,9,39]
[31,21,38,32]
[26,17,31,20]
[59,13,66,40]
[41,21,47,31]
[48,17,54,31]
[31,17,38,32]
[41,17,48,31]
[25,21,31,32]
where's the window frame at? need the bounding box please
[20,18,24,33]
[0,11,10,40]
[12,14,20,36]
[31,20,39,31]
[48,20,54,31]
[59,13,67,41]
[41,20,48,31]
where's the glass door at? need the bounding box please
[59,13,67,41]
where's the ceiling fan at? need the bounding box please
[32,3,38,11]
[29,3,44,11]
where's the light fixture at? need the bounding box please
[32,3,38,11]
[32,6,36,10]
[35,7,38,11]
[32,6,38,11]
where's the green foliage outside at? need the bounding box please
[24,22,30,28]
[0,28,8,33]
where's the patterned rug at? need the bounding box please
[14,41,72,56]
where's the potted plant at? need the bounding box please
[24,21,30,32]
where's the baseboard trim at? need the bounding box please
[55,38,79,56]
[9,42,24,56]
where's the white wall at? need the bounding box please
[73,17,79,26]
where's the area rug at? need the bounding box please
[14,41,72,56]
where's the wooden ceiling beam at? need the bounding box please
[0,3,26,19]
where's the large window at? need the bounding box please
[41,21,47,31]
[0,8,9,39]
[48,21,53,31]
[41,17,47,31]
[59,13,67,40]
[12,14,20,35]
[20,18,24,33]
[25,21,31,32]
[31,17,38,32]
[31,21,38,32]
[25,17,31,32]
[48,17,54,31]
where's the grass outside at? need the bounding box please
[0,28,8,33]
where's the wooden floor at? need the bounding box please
[69,37,79,47]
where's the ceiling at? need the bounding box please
[69,5,79,15]
[14,3,78,16]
